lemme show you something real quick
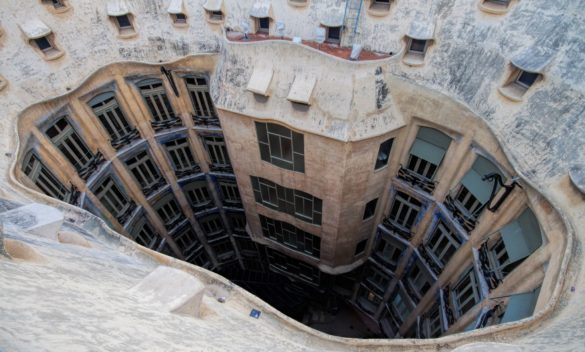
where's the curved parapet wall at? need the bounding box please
[0,0,583,350]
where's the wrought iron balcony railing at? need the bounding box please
[150,116,183,132]
[78,151,105,181]
[397,166,437,194]
[117,201,137,225]
[417,245,443,276]
[193,114,221,128]
[209,164,233,174]
[382,218,413,241]
[110,128,140,150]
[444,194,478,232]
[174,164,202,179]
[141,179,167,198]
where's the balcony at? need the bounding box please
[444,194,477,232]
[209,163,233,174]
[174,164,202,179]
[141,178,167,198]
[441,286,456,326]
[417,245,443,276]
[193,114,221,128]
[382,218,413,241]
[110,128,140,150]
[116,200,137,225]
[190,200,215,213]
[397,166,437,194]
[77,151,105,181]
[150,115,183,132]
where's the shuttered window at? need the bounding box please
[185,76,217,118]
[45,117,94,172]
[22,152,70,201]
[406,127,451,180]
[137,78,176,122]
[89,92,134,141]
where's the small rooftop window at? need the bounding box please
[203,0,224,23]
[41,0,71,13]
[250,1,273,34]
[402,18,435,66]
[288,0,308,6]
[498,46,552,101]
[107,1,137,38]
[320,8,344,44]
[19,19,64,61]
[479,0,513,15]
[168,0,188,27]
[325,26,341,44]
[368,0,392,16]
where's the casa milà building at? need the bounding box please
[0,0,584,350]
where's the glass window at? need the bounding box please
[163,137,200,177]
[22,152,70,202]
[375,138,394,169]
[257,17,270,33]
[219,180,241,206]
[137,79,178,129]
[92,176,135,224]
[124,150,164,196]
[203,136,231,166]
[173,226,200,254]
[199,214,225,240]
[426,221,462,268]
[259,215,321,258]
[406,127,451,181]
[89,92,137,148]
[452,268,481,317]
[409,39,427,53]
[354,238,368,255]
[388,191,422,230]
[255,122,304,172]
[184,76,217,118]
[251,176,322,225]
[45,117,94,172]
[455,155,503,220]
[131,217,160,249]
[363,198,378,220]
[152,193,183,230]
[183,180,212,210]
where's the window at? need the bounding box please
[183,180,213,211]
[203,136,231,166]
[199,214,225,240]
[93,176,135,224]
[407,259,434,301]
[364,265,390,294]
[358,286,383,314]
[172,13,188,25]
[452,155,503,223]
[219,180,241,206]
[187,246,211,268]
[210,238,235,261]
[325,26,341,44]
[255,122,304,172]
[404,127,451,182]
[131,217,160,249]
[499,287,540,323]
[45,117,94,173]
[124,150,165,197]
[251,176,322,225]
[480,0,512,14]
[207,10,224,22]
[363,198,378,220]
[387,191,423,231]
[173,226,200,254]
[452,268,481,317]
[43,0,67,9]
[392,289,413,324]
[485,208,542,282]
[375,138,394,169]
[370,0,391,12]
[137,79,179,131]
[22,152,70,202]
[403,36,431,66]
[425,221,462,268]
[230,213,247,234]
[354,239,368,256]
[266,248,320,284]
[31,34,63,60]
[259,215,321,258]
[499,66,542,101]
[184,76,217,120]
[374,234,404,270]
[423,305,443,338]
[153,193,183,230]
[163,137,200,177]
[89,92,138,149]
[256,17,270,33]
[111,14,136,37]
